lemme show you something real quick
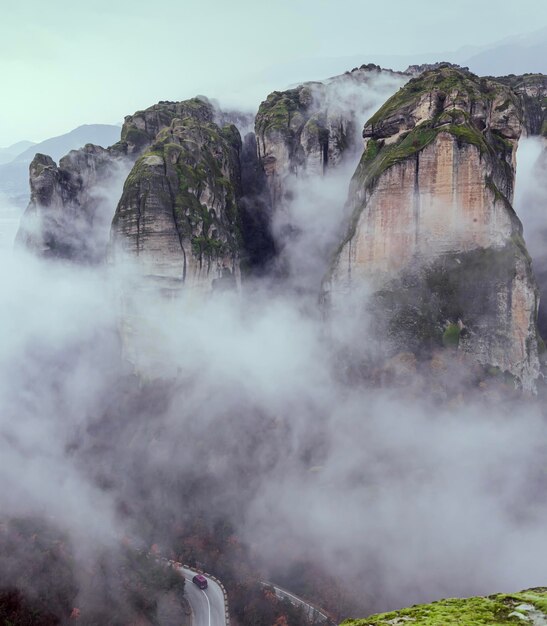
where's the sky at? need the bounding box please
[0,0,546,146]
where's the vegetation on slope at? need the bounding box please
[0,517,187,625]
[342,588,547,625]
[354,67,519,191]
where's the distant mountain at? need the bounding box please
[462,26,547,75]
[233,27,546,98]
[0,140,35,165]
[13,124,121,164]
[0,124,121,208]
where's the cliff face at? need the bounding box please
[325,67,541,390]
[254,65,408,209]
[110,98,243,291]
[495,73,547,137]
[15,145,126,261]
[15,100,217,261]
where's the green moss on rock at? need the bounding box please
[340,68,523,254]
[255,87,311,138]
[342,588,547,625]
[114,99,243,266]
[121,127,150,148]
[366,67,504,129]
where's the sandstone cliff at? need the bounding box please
[110,98,243,291]
[494,73,547,138]
[325,67,541,390]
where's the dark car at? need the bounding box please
[192,574,208,590]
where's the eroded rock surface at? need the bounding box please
[110,98,243,292]
[325,67,541,390]
[254,65,408,209]
[16,145,128,261]
[15,99,218,261]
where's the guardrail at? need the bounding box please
[259,580,332,624]
[147,550,332,626]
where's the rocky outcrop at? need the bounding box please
[405,61,470,75]
[342,588,547,625]
[254,66,408,208]
[15,145,126,261]
[110,98,243,291]
[111,99,216,157]
[16,100,218,261]
[325,67,541,390]
[494,73,547,137]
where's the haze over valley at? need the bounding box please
[1,2,547,625]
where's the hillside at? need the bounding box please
[342,589,547,625]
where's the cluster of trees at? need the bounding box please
[0,517,187,625]
[164,516,338,625]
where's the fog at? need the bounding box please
[515,137,547,336]
[3,244,547,619]
[270,70,407,295]
[2,87,547,623]
[0,193,21,250]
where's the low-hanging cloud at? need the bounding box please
[4,239,547,619]
[2,86,547,623]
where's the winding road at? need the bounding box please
[161,560,228,626]
[158,556,332,625]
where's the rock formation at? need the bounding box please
[15,67,547,383]
[325,67,542,390]
[254,66,408,209]
[494,73,547,137]
[15,145,127,261]
[15,99,218,261]
[110,98,244,291]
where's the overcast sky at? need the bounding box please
[1,0,546,146]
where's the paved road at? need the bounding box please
[158,555,331,626]
[176,564,227,626]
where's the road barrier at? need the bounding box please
[260,580,332,624]
[150,551,332,626]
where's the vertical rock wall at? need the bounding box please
[325,67,541,390]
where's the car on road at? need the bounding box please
[192,574,208,590]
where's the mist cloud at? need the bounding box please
[2,84,547,623]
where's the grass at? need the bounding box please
[342,589,547,625]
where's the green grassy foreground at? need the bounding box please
[342,588,547,625]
